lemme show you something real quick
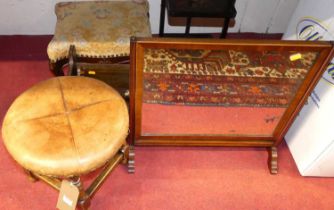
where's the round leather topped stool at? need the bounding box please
[2,76,134,209]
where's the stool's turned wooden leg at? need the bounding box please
[268,146,278,174]
[121,145,130,164]
[71,177,91,210]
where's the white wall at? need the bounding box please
[0,0,299,35]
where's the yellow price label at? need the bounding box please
[88,70,96,75]
[289,53,302,61]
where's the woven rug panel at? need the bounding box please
[142,48,318,107]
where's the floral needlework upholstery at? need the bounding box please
[47,0,151,62]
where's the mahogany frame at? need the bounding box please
[129,37,334,173]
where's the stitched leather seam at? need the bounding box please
[57,78,83,172]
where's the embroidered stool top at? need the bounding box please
[47,0,152,62]
[2,77,129,177]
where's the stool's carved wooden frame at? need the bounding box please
[25,145,134,210]
[130,37,334,174]
[49,52,130,77]
[67,45,130,99]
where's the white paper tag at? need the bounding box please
[56,180,80,210]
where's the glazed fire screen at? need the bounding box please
[129,37,334,173]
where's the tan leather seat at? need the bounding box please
[2,76,129,177]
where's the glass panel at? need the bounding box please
[141,48,319,137]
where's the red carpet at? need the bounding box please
[1,35,334,210]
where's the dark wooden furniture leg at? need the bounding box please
[49,59,67,76]
[185,17,192,35]
[268,146,278,174]
[159,0,166,37]
[68,45,78,76]
[220,17,230,38]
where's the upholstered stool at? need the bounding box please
[2,76,133,209]
[47,0,151,76]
